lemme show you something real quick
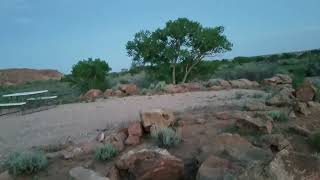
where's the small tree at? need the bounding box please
[67,58,111,92]
[126,18,232,84]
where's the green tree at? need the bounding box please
[67,58,111,92]
[126,18,232,84]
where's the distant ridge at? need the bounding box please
[0,68,64,86]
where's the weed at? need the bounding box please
[5,151,48,176]
[151,127,182,148]
[95,143,118,161]
[267,110,289,122]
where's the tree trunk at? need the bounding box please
[172,65,176,84]
[181,69,190,83]
[181,60,201,83]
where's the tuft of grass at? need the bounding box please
[5,151,48,176]
[309,132,320,152]
[95,143,118,161]
[267,110,289,122]
[151,127,182,148]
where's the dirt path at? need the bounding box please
[0,89,262,159]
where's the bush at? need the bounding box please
[5,151,48,176]
[151,127,182,148]
[309,132,320,152]
[95,143,118,161]
[213,62,278,82]
[267,110,289,122]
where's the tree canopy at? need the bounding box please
[66,58,111,91]
[126,18,232,84]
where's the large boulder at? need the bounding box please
[265,150,320,180]
[293,102,311,116]
[84,89,103,100]
[104,89,114,97]
[119,84,138,95]
[295,80,316,102]
[116,148,184,180]
[125,122,143,146]
[229,79,259,89]
[140,109,176,132]
[235,115,273,134]
[259,134,291,152]
[266,86,294,106]
[196,155,236,180]
[199,133,272,164]
[263,74,292,86]
[69,166,109,180]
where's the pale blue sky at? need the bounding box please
[1,0,320,73]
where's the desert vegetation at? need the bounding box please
[1,17,320,180]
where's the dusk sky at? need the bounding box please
[1,0,320,73]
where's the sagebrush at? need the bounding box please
[5,151,48,176]
[268,110,289,122]
[95,143,118,161]
[151,127,182,148]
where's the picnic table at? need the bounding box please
[0,90,57,115]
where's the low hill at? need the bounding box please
[0,68,64,86]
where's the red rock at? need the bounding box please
[127,122,142,137]
[140,109,176,132]
[84,89,103,99]
[295,80,316,102]
[182,82,202,92]
[263,74,292,86]
[105,132,127,151]
[164,84,186,94]
[104,89,114,97]
[119,84,138,95]
[196,155,234,180]
[125,135,140,145]
[116,148,184,180]
[236,115,273,134]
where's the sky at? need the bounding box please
[0,0,320,73]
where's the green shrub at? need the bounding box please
[213,62,278,82]
[151,127,182,148]
[95,143,118,161]
[5,151,48,176]
[267,110,289,122]
[309,132,320,152]
[291,69,305,90]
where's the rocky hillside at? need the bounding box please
[0,68,64,86]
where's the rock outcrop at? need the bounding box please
[116,148,184,180]
[119,84,138,95]
[140,109,176,132]
[295,80,316,102]
[69,166,109,180]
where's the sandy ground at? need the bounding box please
[0,89,262,160]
